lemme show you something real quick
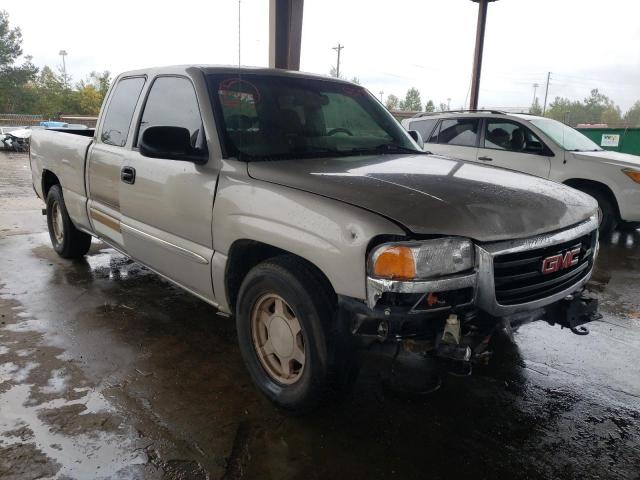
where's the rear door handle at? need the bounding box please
[121,166,136,184]
[478,156,493,161]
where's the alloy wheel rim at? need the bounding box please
[51,201,64,244]
[250,293,305,385]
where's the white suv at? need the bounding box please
[402,110,640,234]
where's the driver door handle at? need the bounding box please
[121,166,136,184]
[478,156,493,162]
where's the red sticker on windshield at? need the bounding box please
[219,78,261,107]
[341,85,364,96]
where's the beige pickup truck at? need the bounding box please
[30,66,601,411]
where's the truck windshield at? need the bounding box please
[528,117,603,152]
[207,73,421,160]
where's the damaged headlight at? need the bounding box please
[368,237,475,281]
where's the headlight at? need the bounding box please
[368,238,474,280]
[623,168,640,183]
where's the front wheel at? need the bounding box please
[46,185,92,258]
[578,186,617,238]
[236,255,355,412]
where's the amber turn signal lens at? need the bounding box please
[373,246,416,280]
[623,169,640,184]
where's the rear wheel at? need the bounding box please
[46,185,92,258]
[236,255,355,412]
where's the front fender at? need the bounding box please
[211,167,405,308]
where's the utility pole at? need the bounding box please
[332,43,343,78]
[447,98,451,110]
[469,0,498,109]
[532,83,539,105]
[379,90,384,102]
[59,50,68,88]
[542,72,551,115]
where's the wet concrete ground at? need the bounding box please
[0,150,639,479]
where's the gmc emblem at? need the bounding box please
[541,247,581,274]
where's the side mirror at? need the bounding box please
[407,130,424,149]
[139,126,208,163]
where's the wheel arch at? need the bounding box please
[42,169,61,199]
[563,178,620,219]
[224,239,337,313]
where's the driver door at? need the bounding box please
[119,75,218,301]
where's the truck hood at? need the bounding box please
[247,154,597,242]
[570,150,640,169]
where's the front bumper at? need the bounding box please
[366,215,599,318]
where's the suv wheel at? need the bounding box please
[578,186,617,238]
[235,255,355,412]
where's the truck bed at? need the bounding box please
[29,128,94,232]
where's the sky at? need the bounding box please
[4,0,640,112]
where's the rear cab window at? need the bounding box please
[100,77,146,147]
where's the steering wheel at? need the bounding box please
[327,127,354,136]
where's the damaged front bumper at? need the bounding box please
[351,216,602,365]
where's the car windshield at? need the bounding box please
[207,73,421,160]
[528,117,602,152]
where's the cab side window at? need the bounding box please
[436,119,479,147]
[101,77,146,147]
[138,77,205,150]
[485,120,546,154]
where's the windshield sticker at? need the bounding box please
[219,78,261,107]
[341,85,364,96]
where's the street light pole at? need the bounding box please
[542,71,551,116]
[469,0,497,110]
[59,50,68,88]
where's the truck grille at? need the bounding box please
[493,231,597,306]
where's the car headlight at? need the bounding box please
[623,168,640,183]
[368,237,475,281]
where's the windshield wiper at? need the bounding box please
[292,146,343,155]
[350,144,426,155]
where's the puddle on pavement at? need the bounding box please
[0,228,639,479]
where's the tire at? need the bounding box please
[578,186,617,238]
[46,185,92,259]
[235,255,355,413]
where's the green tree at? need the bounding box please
[529,97,542,115]
[329,66,341,79]
[624,101,640,127]
[424,99,435,112]
[75,71,111,114]
[385,94,399,110]
[0,11,39,112]
[350,76,360,85]
[545,89,621,126]
[0,10,22,65]
[399,87,422,111]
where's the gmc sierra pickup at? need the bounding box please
[30,66,601,411]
